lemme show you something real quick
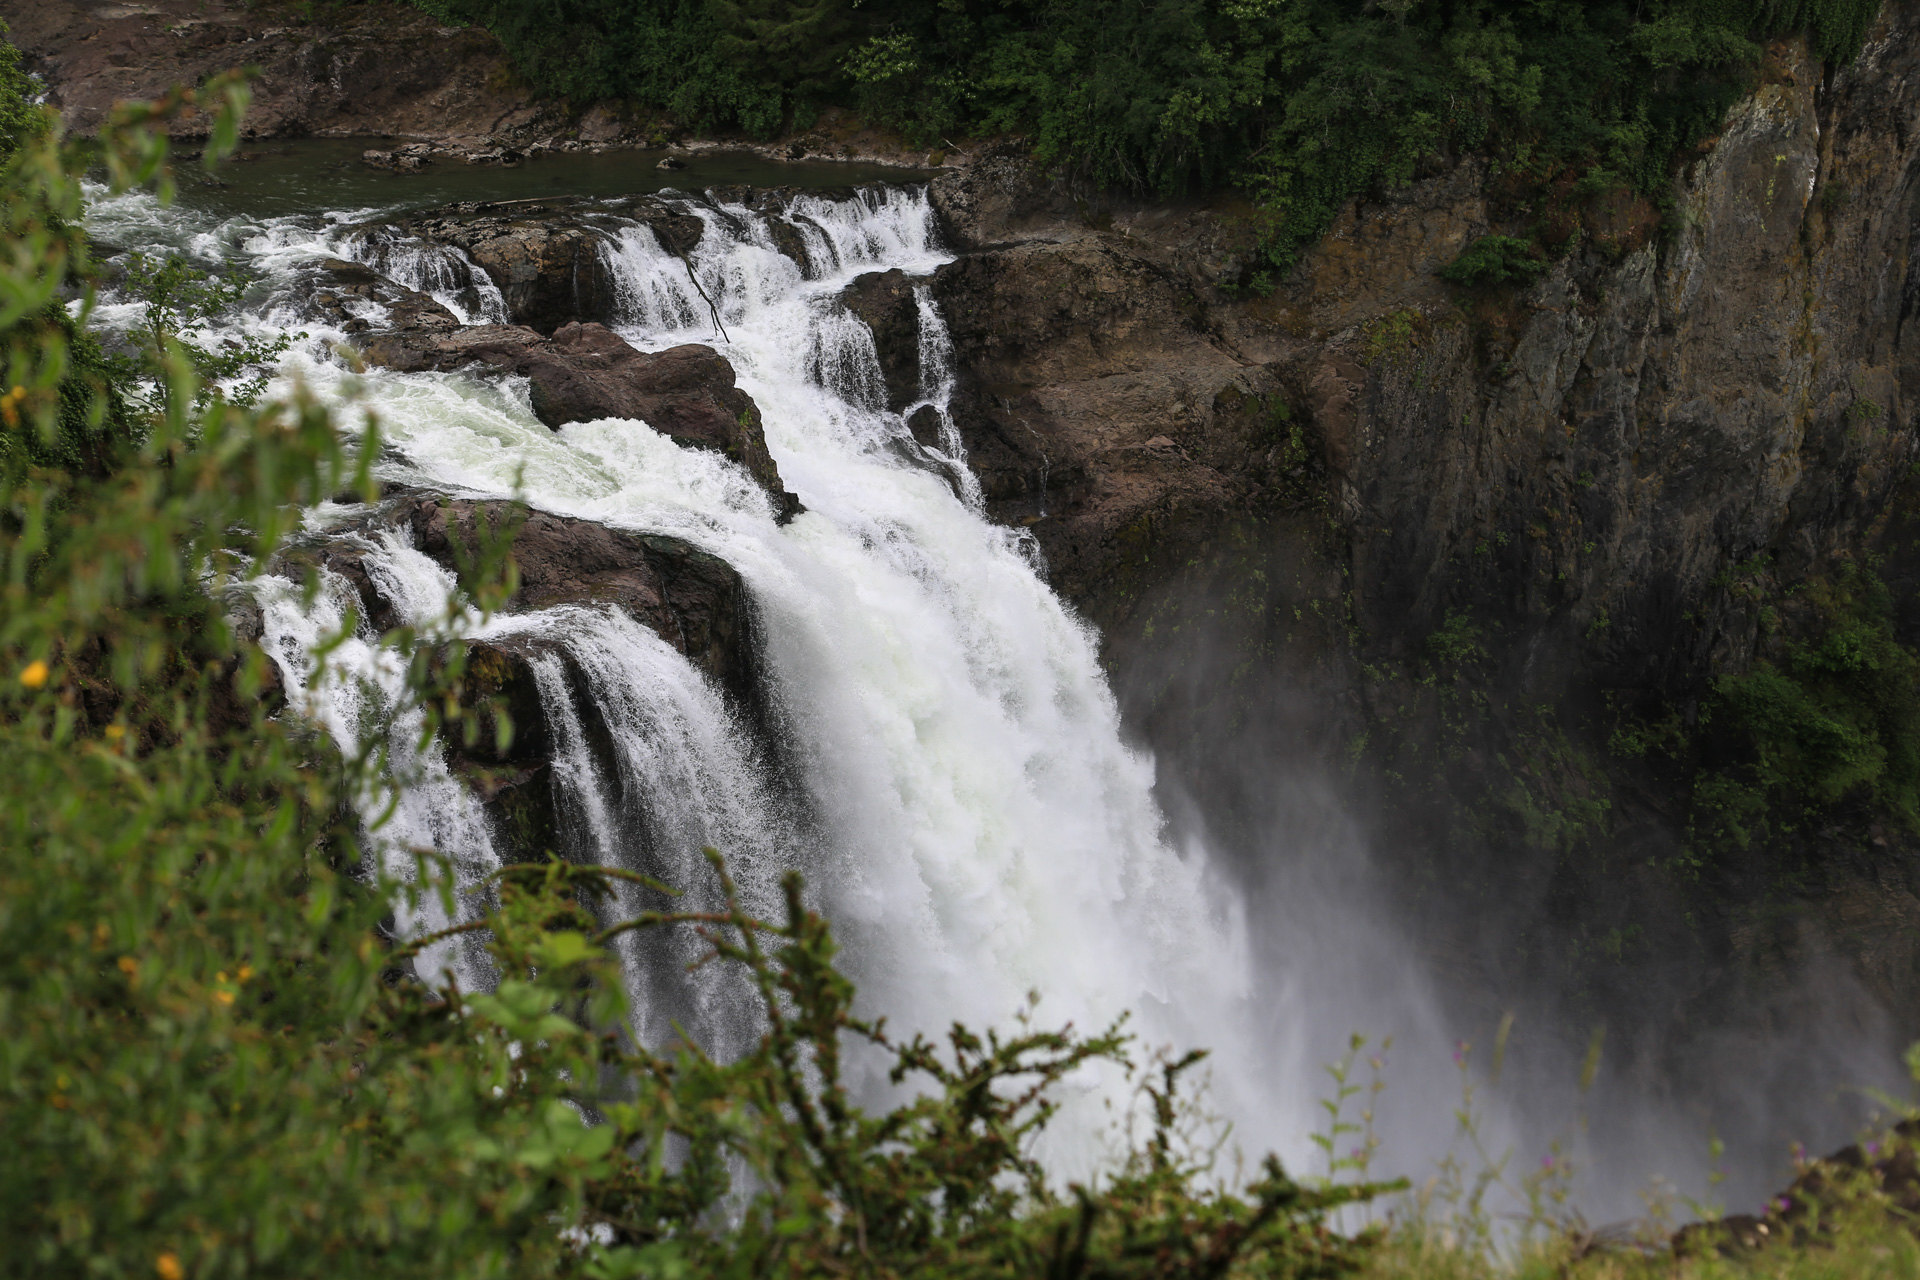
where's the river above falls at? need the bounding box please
[166,137,933,220]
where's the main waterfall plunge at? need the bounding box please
[86,180,1322,1175]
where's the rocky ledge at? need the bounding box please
[370,198,701,333]
[359,319,799,521]
[285,491,762,861]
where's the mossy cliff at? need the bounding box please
[928,5,1920,1087]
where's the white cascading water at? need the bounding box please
[341,224,511,324]
[82,179,1305,1176]
[86,165,1909,1226]
[249,528,503,990]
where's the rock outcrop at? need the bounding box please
[297,258,463,336]
[359,319,799,519]
[382,202,623,334]
[931,235,1288,603]
[280,491,764,863]
[841,268,926,412]
[410,495,763,864]
[406,495,756,706]
[2,0,561,143]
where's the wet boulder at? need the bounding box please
[297,258,461,336]
[701,186,845,276]
[402,496,759,708]
[540,324,796,516]
[390,201,616,333]
[357,321,800,520]
[624,206,705,260]
[437,633,562,860]
[356,321,545,375]
[841,268,925,412]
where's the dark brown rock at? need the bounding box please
[437,633,561,861]
[300,258,461,336]
[932,236,1283,604]
[905,404,945,450]
[388,205,614,334]
[364,195,714,333]
[403,496,758,707]
[4,0,567,144]
[630,208,705,260]
[841,268,925,412]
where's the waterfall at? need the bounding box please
[89,179,1279,1176]
[907,283,984,510]
[342,224,510,324]
[253,529,502,991]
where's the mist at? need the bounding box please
[1112,554,1913,1229]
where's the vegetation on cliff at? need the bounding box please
[406,0,1882,274]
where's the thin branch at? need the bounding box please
[675,251,731,344]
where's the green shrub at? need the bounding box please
[1440,236,1549,289]
[1691,564,1920,855]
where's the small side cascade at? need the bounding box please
[255,518,793,1054]
[506,606,789,1058]
[253,529,502,990]
[340,225,509,325]
[907,284,983,511]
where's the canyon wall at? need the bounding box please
[925,4,1920,1090]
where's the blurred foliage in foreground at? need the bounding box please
[0,58,1385,1279]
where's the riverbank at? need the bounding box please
[0,0,959,170]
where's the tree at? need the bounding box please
[113,251,297,415]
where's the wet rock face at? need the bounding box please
[390,205,616,335]
[7,0,564,143]
[298,259,461,336]
[280,491,765,863]
[408,495,763,863]
[357,319,800,520]
[841,268,925,412]
[927,3,1920,1082]
[929,8,1920,724]
[932,236,1286,606]
[402,496,757,707]
[363,195,714,334]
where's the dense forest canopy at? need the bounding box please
[410,0,1884,271]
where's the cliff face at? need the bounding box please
[930,5,1920,1072]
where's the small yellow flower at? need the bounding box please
[212,989,235,1007]
[156,1252,184,1280]
[19,659,48,690]
[104,723,126,741]
[117,956,138,977]
[236,965,254,982]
